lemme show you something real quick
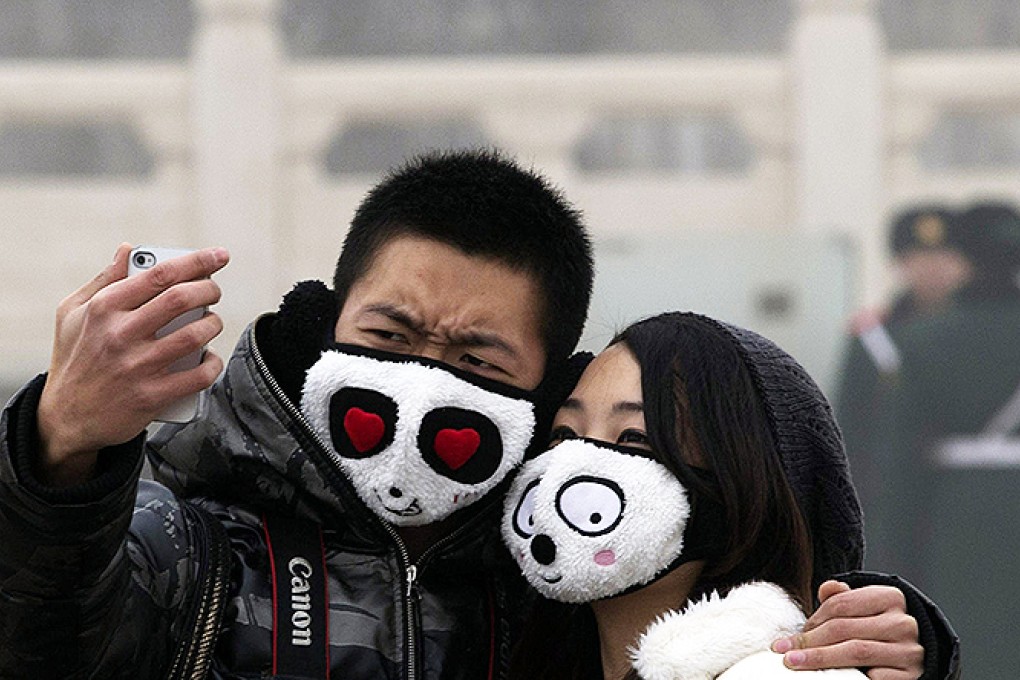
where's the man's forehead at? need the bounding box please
[334,235,549,388]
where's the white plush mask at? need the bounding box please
[502,439,691,603]
[301,347,538,526]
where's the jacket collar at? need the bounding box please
[147,315,504,551]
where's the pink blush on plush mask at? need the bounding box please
[594,550,616,566]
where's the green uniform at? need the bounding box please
[876,286,1020,680]
[834,292,925,569]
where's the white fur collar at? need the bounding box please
[631,582,867,679]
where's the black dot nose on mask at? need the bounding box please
[530,534,557,565]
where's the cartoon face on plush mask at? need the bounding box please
[502,439,693,603]
[301,346,538,526]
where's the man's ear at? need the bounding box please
[526,351,594,459]
[262,280,339,403]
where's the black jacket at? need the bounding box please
[1,316,528,679]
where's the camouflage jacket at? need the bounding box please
[0,316,527,679]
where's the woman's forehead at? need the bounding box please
[573,344,642,401]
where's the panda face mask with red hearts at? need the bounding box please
[502,438,725,604]
[301,344,539,526]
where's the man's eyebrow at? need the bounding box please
[363,304,520,358]
[447,329,519,358]
[364,304,423,331]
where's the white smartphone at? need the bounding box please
[128,246,207,424]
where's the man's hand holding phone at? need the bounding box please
[36,243,230,487]
[128,246,214,424]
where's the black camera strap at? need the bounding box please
[262,513,331,679]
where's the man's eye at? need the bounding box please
[461,354,510,378]
[460,353,492,369]
[618,429,649,447]
[369,329,408,344]
[548,425,578,445]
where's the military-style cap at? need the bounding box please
[889,205,958,256]
[954,201,1020,273]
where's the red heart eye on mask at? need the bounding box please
[434,428,481,470]
[344,407,385,453]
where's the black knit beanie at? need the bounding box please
[712,317,864,583]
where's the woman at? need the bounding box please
[502,311,866,679]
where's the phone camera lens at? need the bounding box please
[133,251,155,269]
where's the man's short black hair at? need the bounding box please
[333,148,594,364]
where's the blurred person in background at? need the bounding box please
[883,207,973,325]
[834,205,971,554]
[870,201,1020,680]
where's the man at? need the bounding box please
[884,205,972,325]
[1,150,951,678]
[835,205,971,568]
[875,201,1020,680]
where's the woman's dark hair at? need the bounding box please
[332,148,593,364]
[615,312,813,610]
[508,312,814,680]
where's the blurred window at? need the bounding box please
[0,0,192,59]
[281,1,792,57]
[574,115,753,175]
[880,0,1020,51]
[0,122,154,177]
[917,112,1020,170]
[323,119,493,175]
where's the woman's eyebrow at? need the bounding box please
[559,399,642,414]
[560,397,583,411]
[613,400,644,414]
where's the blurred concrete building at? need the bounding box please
[2,0,1020,402]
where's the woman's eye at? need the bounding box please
[618,429,649,447]
[548,425,578,445]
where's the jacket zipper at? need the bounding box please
[405,564,420,680]
[249,325,498,680]
[165,503,232,680]
[400,520,488,680]
[249,327,418,680]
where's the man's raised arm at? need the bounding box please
[35,243,229,486]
